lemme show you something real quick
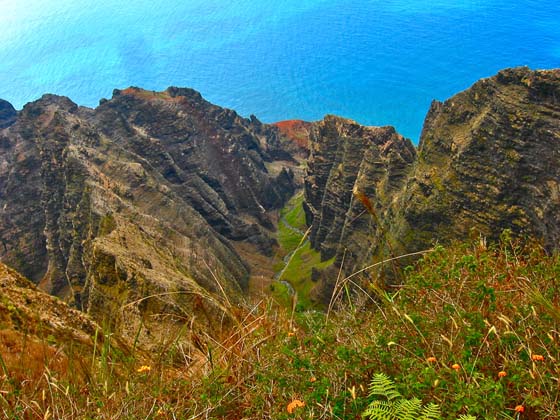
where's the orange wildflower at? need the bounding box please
[451,363,460,371]
[310,377,317,383]
[531,354,544,361]
[287,399,305,414]
[498,371,507,378]
[288,332,295,337]
[514,405,524,413]
[427,357,437,363]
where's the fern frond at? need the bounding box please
[363,374,447,420]
[419,402,442,420]
[368,373,401,401]
[393,398,421,420]
[363,400,393,420]
[458,415,477,420]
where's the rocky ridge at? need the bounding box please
[0,88,296,347]
[384,67,560,256]
[303,116,416,274]
[302,68,560,298]
[0,66,559,324]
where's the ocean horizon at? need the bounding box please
[1,0,558,141]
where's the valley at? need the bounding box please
[0,67,559,418]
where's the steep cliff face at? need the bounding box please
[91,87,294,250]
[302,68,560,298]
[1,66,559,317]
[0,99,17,129]
[304,116,416,275]
[383,67,560,257]
[0,89,296,346]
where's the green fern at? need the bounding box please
[363,374,476,420]
[394,398,423,418]
[420,402,442,420]
[363,401,393,420]
[367,373,402,401]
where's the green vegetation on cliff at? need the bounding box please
[1,67,560,419]
[277,193,307,251]
[1,237,558,419]
[272,192,335,309]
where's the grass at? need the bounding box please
[1,236,559,419]
[278,242,335,307]
[280,192,307,231]
[274,192,335,309]
[277,192,306,252]
[277,220,304,253]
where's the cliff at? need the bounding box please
[1,66,559,322]
[384,68,560,256]
[303,116,416,273]
[0,88,296,347]
[302,67,560,298]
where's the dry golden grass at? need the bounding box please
[0,237,558,419]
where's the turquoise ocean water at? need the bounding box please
[0,0,558,141]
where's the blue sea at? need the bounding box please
[0,0,558,141]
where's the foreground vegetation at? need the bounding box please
[1,235,559,419]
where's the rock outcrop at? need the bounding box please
[94,88,295,244]
[0,99,17,129]
[302,68,560,298]
[382,68,560,257]
[304,116,416,273]
[0,88,296,346]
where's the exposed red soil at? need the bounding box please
[273,119,312,149]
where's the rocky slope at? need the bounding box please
[384,67,560,257]
[302,67,560,298]
[0,262,117,385]
[0,88,296,346]
[303,116,416,272]
[0,66,559,319]
[272,119,312,157]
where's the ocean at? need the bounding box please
[0,0,558,141]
